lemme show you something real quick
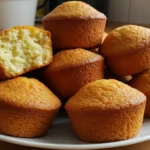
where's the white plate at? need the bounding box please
[0,116,150,149]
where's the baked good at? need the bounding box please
[89,32,108,54]
[43,1,107,49]
[65,79,146,142]
[101,25,150,76]
[0,77,61,137]
[0,26,52,80]
[42,48,104,100]
[102,32,108,43]
[129,69,150,117]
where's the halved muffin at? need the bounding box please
[0,26,52,80]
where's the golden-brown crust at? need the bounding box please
[0,26,50,37]
[65,79,146,110]
[0,77,61,137]
[43,18,106,49]
[0,26,53,80]
[65,79,146,142]
[0,103,58,137]
[100,25,150,76]
[102,32,108,43]
[101,25,150,56]
[0,77,61,110]
[42,49,104,100]
[43,1,106,20]
[43,1,106,50]
[48,48,103,70]
[129,69,150,117]
[66,102,145,142]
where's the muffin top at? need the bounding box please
[47,49,104,71]
[43,1,106,20]
[101,25,150,56]
[65,79,146,111]
[129,69,150,94]
[0,77,61,110]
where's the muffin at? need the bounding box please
[89,32,108,54]
[102,32,108,43]
[65,79,146,142]
[0,77,61,137]
[0,26,52,80]
[43,1,107,50]
[42,48,104,100]
[101,25,150,76]
[129,69,150,117]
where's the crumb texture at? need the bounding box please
[0,26,52,78]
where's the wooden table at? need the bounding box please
[1,22,150,149]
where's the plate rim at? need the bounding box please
[0,133,150,149]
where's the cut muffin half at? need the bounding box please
[0,26,52,80]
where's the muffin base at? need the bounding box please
[66,102,145,142]
[43,18,106,50]
[0,103,59,138]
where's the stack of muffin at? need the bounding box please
[42,1,107,100]
[0,1,149,143]
[0,26,61,137]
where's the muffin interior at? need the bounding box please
[0,27,51,76]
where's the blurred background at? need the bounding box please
[0,0,150,30]
[36,0,150,25]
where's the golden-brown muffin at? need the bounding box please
[129,69,150,117]
[102,32,108,43]
[0,26,52,80]
[0,77,61,138]
[101,25,150,76]
[89,33,108,54]
[43,1,107,50]
[42,48,104,100]
[65,79,146,142]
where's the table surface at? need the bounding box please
[1,22,150,150]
